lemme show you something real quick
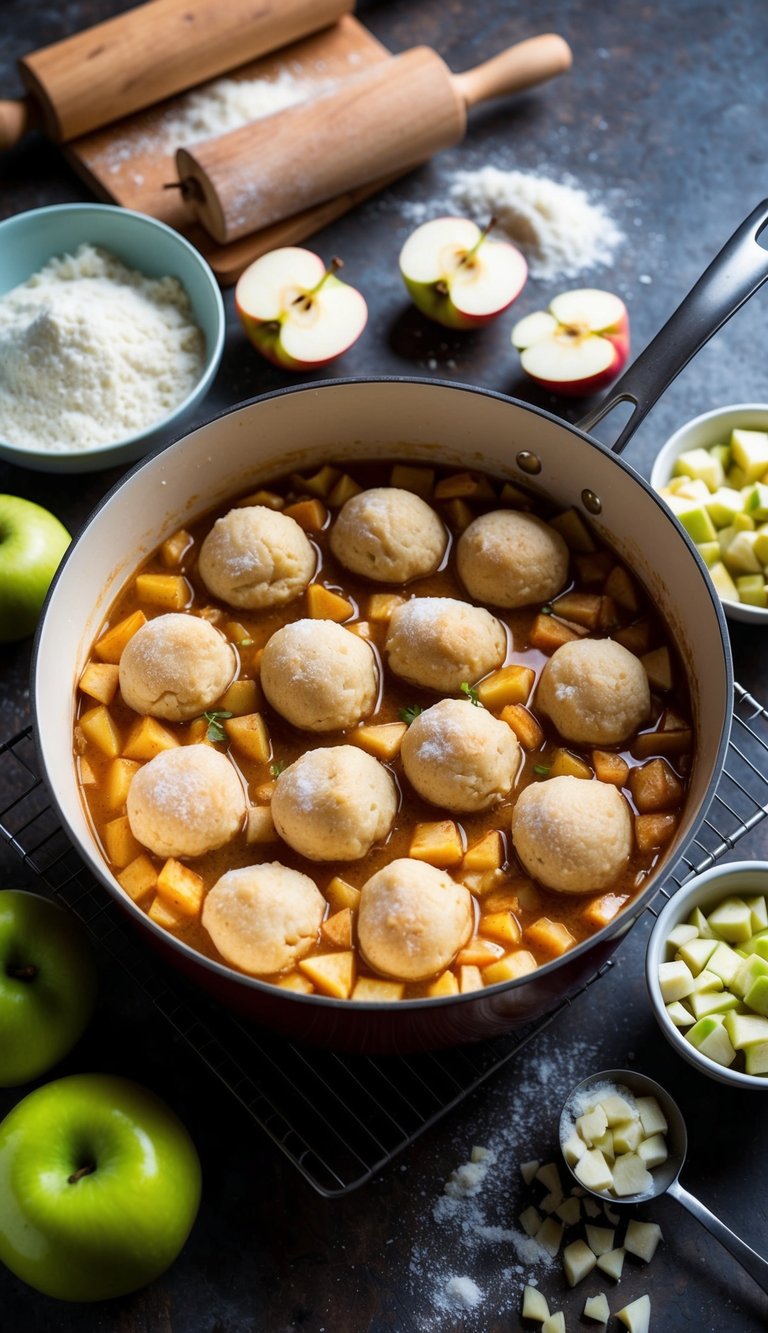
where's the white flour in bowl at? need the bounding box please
[0,244,205,454]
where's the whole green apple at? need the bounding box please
[0,494,71,643]
[0,1074,202,1301]
[0,891,97,1087]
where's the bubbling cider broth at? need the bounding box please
[74,459,694,1002]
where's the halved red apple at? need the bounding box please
[399,216,527,330]
[512,289,630,396]
[236,247,368,371]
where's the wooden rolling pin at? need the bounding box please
[0,0,354,150]
[176,34,572,245]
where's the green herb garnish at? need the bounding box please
[270,759,286,778]
[460,682,482,706]
[238,637,254,647]
[540,604,553,616]
[399,704,423,726]
[533,763,550,777]
[202,709,233,743]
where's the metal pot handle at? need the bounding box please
[578,200,768,455]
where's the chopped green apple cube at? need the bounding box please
[635,1095,668,1136]
[688,987,740,1019]
[723,529,761,574]
[637,1132,668,1168]
[612,1117,644,1152]
[673,446,725,489]
[665,1000,696,1026]
[723,1010,768,1049]
[666,922,699,954]
[745,1039,768,1075]
[730,427,768,482]
[697,1023,737,1067]
[689,906,716,938]
[658,959,695,1002]
[731,953,768,999]
[753,526,768,566]
[745,932,768,961]
[747,896,768,932]
[735,574,767,607]
[708,560,740,602]
[686,1014,725,1049]
[744,481,768,520]
[707,940,744,986]
[705,485,745,526]
[676,935,718,974]
[696,539,721,567]
[744,975,768,1017]
[707,896,754,942]
[691,967,723,994]
[679,504,718,543]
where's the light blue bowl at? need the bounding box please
[0,204,225,473]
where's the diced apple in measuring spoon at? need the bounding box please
[235,247,368,371]
[511,288,630,397]
[398,215,528,329]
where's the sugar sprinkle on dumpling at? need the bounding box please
[118,612,236,721]
[457,509,568,608]
[198,504,315,610]
[511,774,632,894]
[202,862,325,974]
[536,637,650,745]
[271,744,398,861]
[358,858,472,981]
[126,744,245,859]
[400,697,520,813]
[260,618,378,732]
[330,486,447,583]
[385,596,507,692]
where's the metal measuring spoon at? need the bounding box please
[559,1068,768,1295]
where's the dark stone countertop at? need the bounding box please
[2,1,768,1329]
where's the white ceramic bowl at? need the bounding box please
[646,860,768,1090]
[0,203,225,473]
[650,403,768,625]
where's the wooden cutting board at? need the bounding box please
[64,17,392,286]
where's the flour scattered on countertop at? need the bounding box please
[399,166,624,282]
[407,1028,601,1330]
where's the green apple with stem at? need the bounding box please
[0,1073,202,1301]
[0,890,97,1087]
[236,247,368,370]
[0,495,70,643]
[399,215,528,329]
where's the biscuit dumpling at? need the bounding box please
[457,509,569,608]
[400,698,520,813]
[271,745,398,861]
[201,862,325,975]
[126,744,245,859]
[260,618,378,733]
[385,597,507,693]
[197,504,316,610]
[118,612,236,721]
[330,486,447,583]
[357,858,473,982]
[536,637,651,745]
[511,774,632,894]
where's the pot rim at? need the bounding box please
[31,374,735,1014]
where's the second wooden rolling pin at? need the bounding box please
[0,0,354,150]
[176,33,572,245]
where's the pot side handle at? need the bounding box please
[578,199,768,455]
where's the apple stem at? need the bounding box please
[293,257,343,310]
[7,963,37,980]
[459,217,496,269]
[68,1162,96,1184]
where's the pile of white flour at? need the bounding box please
[0,244,205,454]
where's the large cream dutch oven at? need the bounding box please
[33,203,768,1052]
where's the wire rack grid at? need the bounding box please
[1,679,767,1197]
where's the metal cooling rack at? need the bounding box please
[1,679,767,1197]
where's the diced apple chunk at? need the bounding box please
[122,715,179,761]
[521,1285,549,1321]
[79,704,122,759]
[585,1223,615,1255]
[425,970,459,997]
[574,1149,613,1193]
[536,1161,562,1194]
[611,1152,653,1197]
[148,895,187,931]
[459,965,483,993]
[461,830,504,875]
[563,1238,597,1286]
[657,959,695,1002]
[117,854,157,904]
[562,1131,587,1166]
[616,1293,651,1333]
[555,1195,581,1226]
[156,857,205,917]
[635,1095,668,1136]
[612,1119,643,1154]
[283,497,327,531]
[665,1000,696,1027]
[105,757,141,811]
[637,1134,668,1169]
[592,749,630,786]
[351,976,404,1002]
[476,664,535,710]
[500,702,544,749]
[519,1205,542,1237]
[94,610,147,663]
[707,895,754,942]
[534,1217,564,1258]
[225,712,271,762]
[409,820,464,867]
[306,583,354,621]
[577,1105,608,1146]
[526,917,576,958]
[78,661,120,705]
[134,572,191,611]
[480,910,522,947]
[103,815,142,868]
[583,1293,610,1324]
[298,951,355,999]
[641,646,672,690]
[482,951,538,984]
[624,1219,663,1262]
[541,1315,565,1333]
[596,1246,625,1281]
[351,721,407,761]
[245,805,278,844]
[321,907,353,950]
[389,463,434,498]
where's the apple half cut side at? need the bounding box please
[399,216,528,330]
[512,288,630,397]
[236,247,368,372]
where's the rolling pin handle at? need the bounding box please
[453,33,573,110]
[0,98,33,150]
